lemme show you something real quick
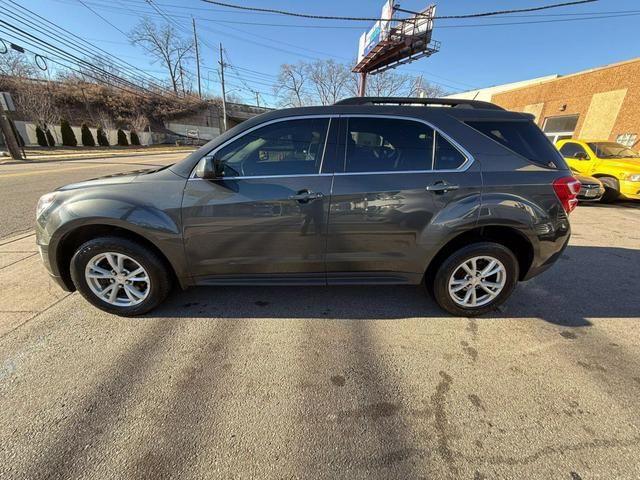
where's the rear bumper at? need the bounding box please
[521,232,570,281]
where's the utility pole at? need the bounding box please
[192,17,202,99]
[219,42,228,133]
[254,91,260,108]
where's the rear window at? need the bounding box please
[466,120,563,167]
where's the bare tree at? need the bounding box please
[129,17,193,95]
[307,60,351,105]
[274,59,447,105]
[129,114,149,133]
[351,70,426,97]
[13,79,59,131]
[274,62,310,107]
[0,50,38,78]
[96,110,116,143]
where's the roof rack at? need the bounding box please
[334,97,504,110]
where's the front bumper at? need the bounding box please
[577,184,605,201]
[619,180,640,200]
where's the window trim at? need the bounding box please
[337,114,473,176]
[189,113,474,179]
[189,115,336,179]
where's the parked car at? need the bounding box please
[571,169,605,202]
[36,97,579,317]
[556,139,640,202]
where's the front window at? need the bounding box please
[587,142,640,159]
[215,118,330,177]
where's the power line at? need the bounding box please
[199,0,598,22]
[3,0,175,96]
[0,19,176,101]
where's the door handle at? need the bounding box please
[289,191,324,202]
[426,181,459,194]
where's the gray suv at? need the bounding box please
[36,97,580,317]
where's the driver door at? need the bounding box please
[181,116,336,283]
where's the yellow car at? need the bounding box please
[556,139,640,202]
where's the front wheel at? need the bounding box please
[431,242,519,317]
[70,236,171,316]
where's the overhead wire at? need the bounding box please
[198,0,598,22]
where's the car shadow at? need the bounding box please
[581,199,640,209]
[148,245,640,327]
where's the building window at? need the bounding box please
[542,114,579,144]
[616,133,637,148]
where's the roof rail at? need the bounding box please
[334,96,504,110]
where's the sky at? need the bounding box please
[12,0,640,106]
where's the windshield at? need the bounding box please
[587,142,640,158]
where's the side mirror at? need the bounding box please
[195,156,224,179]
[573,151,589,160]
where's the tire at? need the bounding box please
[431,242,519,317]
[598,176,620,203]
[70,236,171,316]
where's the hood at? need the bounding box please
[56,168,150,191]
[575,174,602,187]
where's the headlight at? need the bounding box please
[36,192,57,218]
[626,174,640,182]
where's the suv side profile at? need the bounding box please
[36,97,578,317]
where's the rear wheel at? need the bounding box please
[598,176,620,203]
[431,242,519,317]
[70,236,171,316]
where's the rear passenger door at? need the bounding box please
[325,116,482,284]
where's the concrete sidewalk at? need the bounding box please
[0,233,70,337]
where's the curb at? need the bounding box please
[0,149,195,166]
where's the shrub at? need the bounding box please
[80,123,96,147]
[96,127,109,147]
[35,126,48,147]
[130,130,141,146]
[60,119,77,147]
[117,128,129,146]
[45,128,56,147]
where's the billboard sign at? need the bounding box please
[357,0,394,62]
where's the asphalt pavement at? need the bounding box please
[1,156,639,479]
[0,152,189,240]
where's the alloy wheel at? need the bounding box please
[448,255,507,308]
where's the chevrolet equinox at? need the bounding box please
[36,97,579,317]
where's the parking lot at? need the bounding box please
[1,158,640,479]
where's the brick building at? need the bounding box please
[448,57,640,149]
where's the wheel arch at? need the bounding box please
[55,224,184,292]
[424,225,534,284]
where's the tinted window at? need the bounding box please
[434,132,466,170]
[216,118,329,177]
[467,120,563,167]
[559,142,587,158]
[345,117,433,173]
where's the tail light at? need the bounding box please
[553,176,581,214]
